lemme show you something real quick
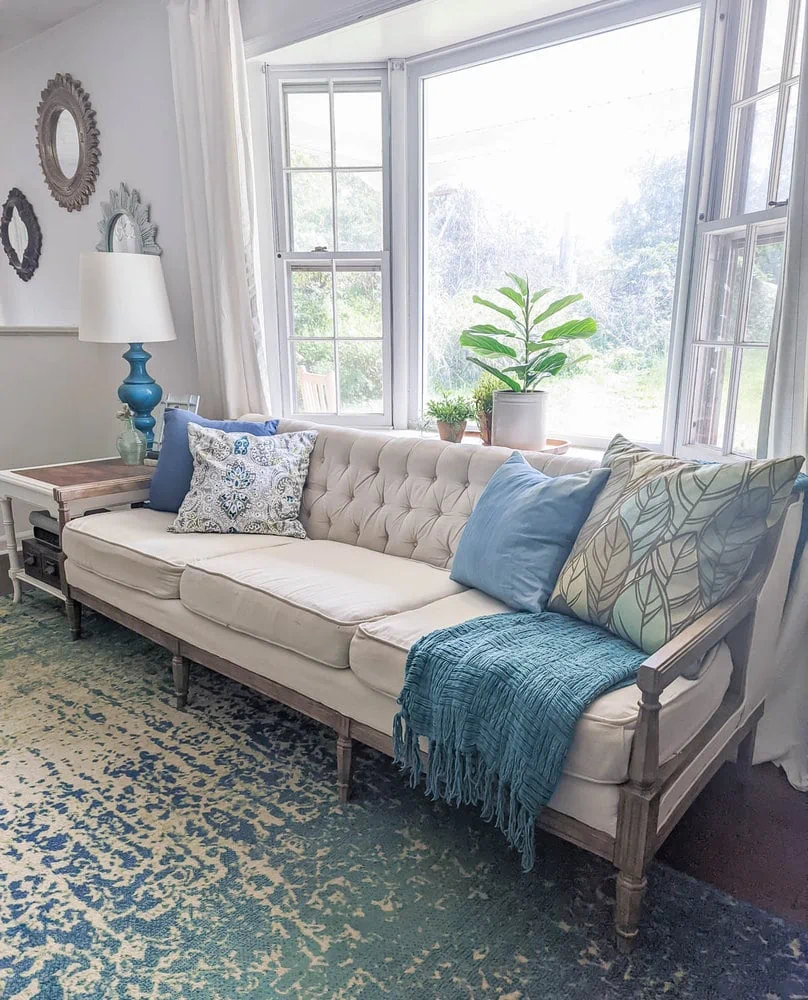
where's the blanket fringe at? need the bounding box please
[394,712,536,872]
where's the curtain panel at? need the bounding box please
[758,12,808,789]
[166,0,270,418]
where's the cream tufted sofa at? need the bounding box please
[60,419,802,949]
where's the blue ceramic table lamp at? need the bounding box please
[79,252,176,447]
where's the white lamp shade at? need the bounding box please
[79,252,177,344]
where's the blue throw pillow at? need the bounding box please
[450,452,611,613]
[149,409,279,512]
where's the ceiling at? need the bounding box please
[0,0,102,54]
[265,0,586,64]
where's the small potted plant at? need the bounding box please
[471,372,500,446]
[426,392,475,443]
[459,273,596,450]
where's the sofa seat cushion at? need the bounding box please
[62,508,299,600]
[180,540,465,669]
[349,592,734,783]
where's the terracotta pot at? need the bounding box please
[477,409,493,446]
[491,391,548,451]
[437,419,467,443]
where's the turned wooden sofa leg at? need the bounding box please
[615,871,648,952]
[172,654,190,710]
[65,597,82,641]
[336,726,354,803]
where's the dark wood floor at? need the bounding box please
[1,554,805,926]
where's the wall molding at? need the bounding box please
[0,326,78,336]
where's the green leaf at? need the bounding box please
[526,340,562,354]
[532,293,584,327]
[472,296,518,323]
[465,323,518,338]
[497,286,525,309]
[563,353,592,368]
[534,351,568,375]
[541,317,597,341]
[501,364,531,378]
[505,272,528,296]
[466,356,521,392]
[459,331,518,358]
[530,287,552,304]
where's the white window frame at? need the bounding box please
[266,66,393,426]
[675,0,804,459]
[402,0,708,446]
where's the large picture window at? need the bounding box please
[268,71,391,423]
[419,8,701,445]
[678,0,803,458]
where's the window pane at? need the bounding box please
[336,270,383,337]
[776,83,798,202]
[290,171,333,251]
[337,171,383,250]
[286,91,331,168]
[334,90,382,167]
[337,340,384,413]
[737,92,779,213]
[291,270,333,338]
[423,9,700,442]
[295,341,336,413]
[744,230,785,342]
[745,0,790,96]
[733,348,768,454]
[688,345,731,448]
[700,233,746,342]
[793,0,805,76]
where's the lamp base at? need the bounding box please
[118,343,163,448]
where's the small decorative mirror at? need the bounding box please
[96,183,162,255]
[36,73,100,212]
[1,189,42,282]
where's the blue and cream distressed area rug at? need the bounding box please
[1,596,806,1000]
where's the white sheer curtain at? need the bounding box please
[166,0,270,418]
[757,15,808,789]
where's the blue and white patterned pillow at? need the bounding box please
[168,425,317,538]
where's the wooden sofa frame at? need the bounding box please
[55,481,795,952]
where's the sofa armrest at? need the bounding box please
[625,495,797,790]
[636,578,759,696]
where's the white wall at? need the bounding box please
[0,0,198,483]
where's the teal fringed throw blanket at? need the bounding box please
[393,611,647,871]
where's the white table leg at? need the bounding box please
[0,496,21,603]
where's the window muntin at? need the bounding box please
[680,0,802,458]
[270,72,391,422]
[420,9,701,445]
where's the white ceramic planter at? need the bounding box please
[491,391,548,451]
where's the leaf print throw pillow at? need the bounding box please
[168,425,317,538]
[548,434,803,653]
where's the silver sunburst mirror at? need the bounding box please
[96,182,162,255]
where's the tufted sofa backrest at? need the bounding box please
[240,418,599,569]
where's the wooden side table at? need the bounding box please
[0,458,153,636]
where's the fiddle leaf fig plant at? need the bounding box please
[459,273,597,392]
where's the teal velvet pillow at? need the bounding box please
[450,452,611,613]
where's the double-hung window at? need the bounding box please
[678,0,804,458]
[267,70,392,424]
